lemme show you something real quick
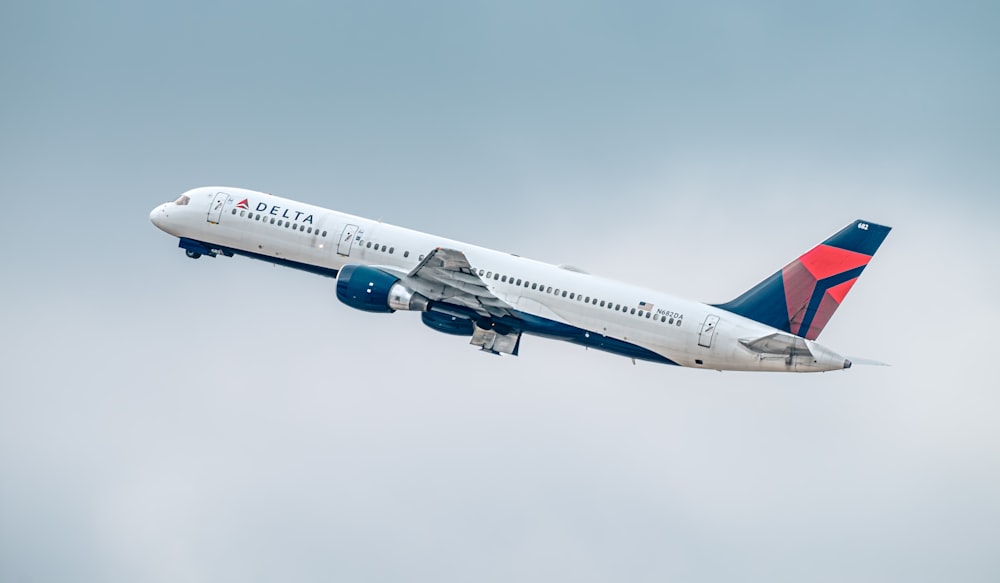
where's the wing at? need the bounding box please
[382,248,516,319]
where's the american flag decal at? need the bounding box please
[638,301,654,311]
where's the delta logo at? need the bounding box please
[236,199,316,224]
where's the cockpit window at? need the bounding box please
[174,195,190,206]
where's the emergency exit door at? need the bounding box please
[207,192,229,224]
[698,315,720,348]
[337,224,359,256]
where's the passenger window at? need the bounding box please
[231,209,237,215]
[600,300,605,307]
[569,293,575,300]
[381,245,387,252]
[240,210,246,217]
[285,222,290,228]
[646,312,651,318]
[322,231,327,237]
[367,242,372,248]
[516,279,522,286]
[389,247,394,254]
[419,254,424,260]
[270,218,275,224]
[531,283,537,290]
[630,308,636,315]
[615,304,621,311]
[494,274,500,281]
[277,220,283,226]
[292,224,297,230]
[502,275,507,283]
[561,291,567,298]
[487,271,492,278]
[546,287,552,293]
[479,269,485,276]
[405,251,410,258]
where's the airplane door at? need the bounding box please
[207,191,229,224]
[337,224,359,256]
[698,314,720,348]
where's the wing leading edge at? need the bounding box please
[383,248,517,319]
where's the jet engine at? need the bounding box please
[335,265,429,313]
[421,311,476,336]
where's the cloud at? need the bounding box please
[2,2,999,582]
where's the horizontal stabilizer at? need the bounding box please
[739,332,812,357]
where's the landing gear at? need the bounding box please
[470,323,521,355]
[178,238,217,258]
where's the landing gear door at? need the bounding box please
[337,224,359,256]
[207,191,229,224]
[698,314,720,348]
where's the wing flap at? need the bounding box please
[405,248,516,318]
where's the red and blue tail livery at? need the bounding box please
[715,220,891,340]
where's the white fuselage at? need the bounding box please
[150,187,851,372]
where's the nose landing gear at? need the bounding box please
[178,238,220,259]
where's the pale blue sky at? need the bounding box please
[1,2,999,582]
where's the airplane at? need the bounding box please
[150,187,890,372]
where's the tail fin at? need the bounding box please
[714,219,891,340]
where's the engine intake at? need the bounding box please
[336,265,429,313]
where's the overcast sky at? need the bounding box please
[1,1,999,582]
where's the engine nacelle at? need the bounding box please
[421,311,475,336]
[335,265,429,313]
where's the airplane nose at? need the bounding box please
[149,204,166,228]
